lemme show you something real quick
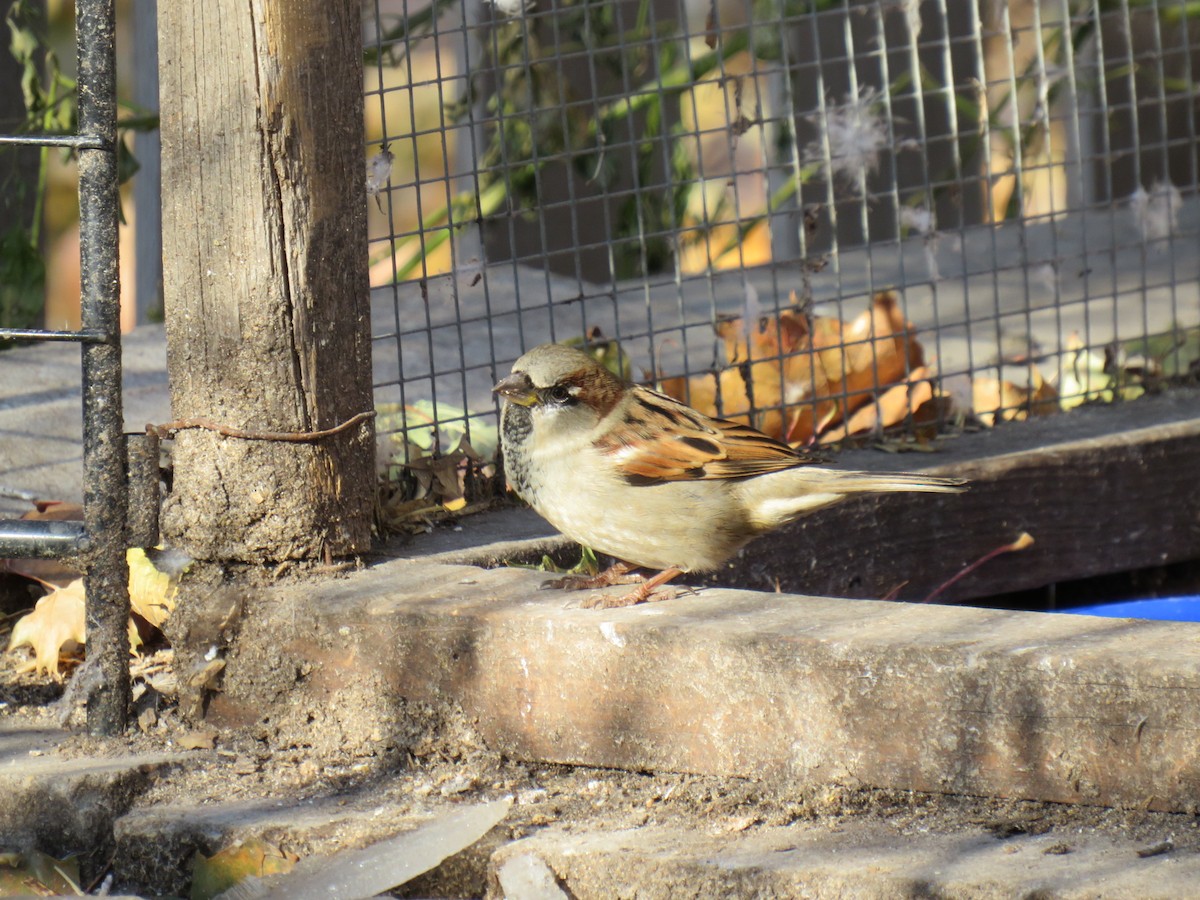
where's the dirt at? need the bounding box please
[2,561,1199,898]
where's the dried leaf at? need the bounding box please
[666,291,926,445]
[378,497,444,533]
[687,308,835,440]
[972,369,1059,426]
[816,366,940,444]
[190,839,298,900]
[806,291,925,439]
[24,500,84,520]
[7,580,86,679]
[215,800,511,900]
[7,552,168,676]
[0,557,78,589]
[129,547,181,629]
[0,849,81,897]
[403,439,481,508]
[836,291,925,402]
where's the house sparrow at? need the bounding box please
[494,343,964,608]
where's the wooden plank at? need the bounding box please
[711,390,1200,602]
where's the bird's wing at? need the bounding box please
[595,386,823,484]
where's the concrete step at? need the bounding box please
[266,556,1200,814]
[0,720,183,894]
[491,819,1199,900]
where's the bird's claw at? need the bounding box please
[540,562,642,593]
[581,586,679,609]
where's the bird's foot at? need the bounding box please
[541,561,641,592]
[579,566,687,609]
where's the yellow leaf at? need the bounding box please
[190,839,298,900]
[7,580,86,679]
[8,574,153,677]
[128,548,179,628]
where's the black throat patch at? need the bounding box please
[500,404,534,496]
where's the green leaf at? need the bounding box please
[508,545,602,576]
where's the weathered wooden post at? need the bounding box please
[157,1,375,560]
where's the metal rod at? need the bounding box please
[0,520,89,559]
[76,0,131,735]
[0,133,108,149]
[0,328,108,343]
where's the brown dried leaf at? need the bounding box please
[661,292,928,445]
[1,559,79,589]
[817,367,939,444]
[822,291,925,413]
[709,308,840,441]
[24,500,84,520]
[403,441,480,508]
[972,369,1059,426]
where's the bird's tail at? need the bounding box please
[739,467,965,529]
[814,470,966,496]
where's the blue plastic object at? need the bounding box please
[1059,596,1200,622]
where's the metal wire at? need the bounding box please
[364,0,1200,460]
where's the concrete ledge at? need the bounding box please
[489,820,1198,899]
[0,723,184,852]
[291,562,1200,813]
[114,794,496,897]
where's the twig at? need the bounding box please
[923,533,1035,604]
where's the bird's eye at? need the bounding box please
[545,385,573,404]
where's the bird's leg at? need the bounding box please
[582,566,686,609]
[541,560,642,592]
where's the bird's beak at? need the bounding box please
[492,371,538,407]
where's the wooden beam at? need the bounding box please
[713,390,1200,602]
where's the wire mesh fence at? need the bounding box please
[362,0,1199,506]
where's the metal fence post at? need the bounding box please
[76,0,131,734]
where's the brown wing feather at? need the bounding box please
[596,386,823,484]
